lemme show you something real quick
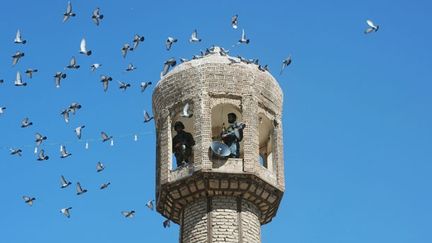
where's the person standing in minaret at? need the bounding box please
[221,113,246,158]
[172,121,195,167]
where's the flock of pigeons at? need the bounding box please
[2,0,379,228]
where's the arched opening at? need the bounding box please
[170,102,195,170]
[210,104,244,160]
[258,113,274,170]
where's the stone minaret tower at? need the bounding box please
[152,47,285,243]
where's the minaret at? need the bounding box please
[152,47,285,243]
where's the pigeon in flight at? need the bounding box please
[60,145,72,158]
[189,29,201,43]
[118,81,131,91]
[79,38,92,56]
[132,34,145,50]
[75,125,85,139]
[143,110,153,123]
[14,71,27,86]
[161,58,176,77]
[145,200,154,210]
[76,182,87,195]
[140,81,152,92]
[60,175,72,188]
[68,102,82,114]
[91,7,104,26]
[23,196,36,206]
[121,43,132,58]
[21,117,33,128]
[100,182,111,190]
[25,69,38,78]
[166,37,177,51]
[101,131,112,142]
[61,109,70,123]
[121,210,135,218]
[0,107,5,115]
[96,161,105,172]
[90,63,102,71]
[238,29,250,44]
[10,148,22,156]
[12,51,24,66]
[180,103,193,118]
[37,149,49,161]
[14,29,27,44]
[163,219,171,228]
[54,72,67,88]
[126,63,136,72]
[63,1,76,22]
[66,56,80,69]
[231,14,238,29]
[60,207,72,218]
[35,133,47,146]
[365,19,379,34]
[280,55,292,75]
[100,75,112,92]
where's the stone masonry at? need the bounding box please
[152,47,285,242]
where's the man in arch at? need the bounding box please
[172,121,195,167]
[221,113,246,158]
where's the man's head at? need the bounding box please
[227,113,237,123]
[174,121,185,132]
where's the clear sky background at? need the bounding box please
[0,0,431,242]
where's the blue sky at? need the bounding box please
[0,0,431,242]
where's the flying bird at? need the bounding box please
[23,196,36,206]
[121,210,135,218]
[35,133,47,146]
[60,145,72,158]
[238,29,250,44]
[66,56,80,69]
[231,14,238,29]
[60,175,72,188]
[163,219,171,228]
[189,29,201,43]
[14,71,27,86]
[161,58,176,77]
[118,81,131,91]
[145,200,154,210]
[60,207,72,218]
[25,69,38,78]
[91,7,104,26]
[63,1,76,22]
[132,34,145,50]
[10,148,22,156]
[100,75,112,92]
[54,72,67,88]
[125,63,136,72]
[280,55,292,75]
[101,131,112,142]
[21,117,33,128]
[121,43,132,58]
[12,51,24,66]
[14,29,27,44]
[90,63,102,71]
[96,162,105,172]
[76,182,87,195]
[365,19,379,34]
[166,37,177,51]
[140,81,152,92]
[75,125,85,139]
[68,102,82,114]
[79,38,92,56]
[61,109,70,123]
[37,149,49,161]
[180,103,193,118]
[100,182,111,190]
[143,110,153,123]
[0,107,5,115]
